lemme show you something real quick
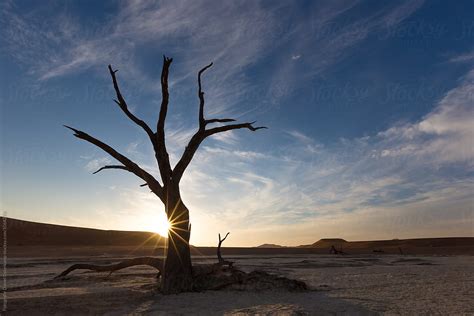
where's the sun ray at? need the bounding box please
[167,229,184,265]
[168,227,190,246]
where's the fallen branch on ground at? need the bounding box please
[54,256,163,279]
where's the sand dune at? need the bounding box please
[4,217,166,247]
[4,217,473,257]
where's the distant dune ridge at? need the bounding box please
[3,217,473,256]
[307,238,348,248]
[3,217,166,247]
[256,243,286,248]
[252,237,473,256]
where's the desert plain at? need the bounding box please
[2,218,473,315]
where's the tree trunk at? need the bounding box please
[160,190,193,294]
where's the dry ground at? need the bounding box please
[4,253,473,315]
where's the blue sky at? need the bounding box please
[1,0,473,246]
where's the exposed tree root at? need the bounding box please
[193,263,308,292]
[54,256,163,279]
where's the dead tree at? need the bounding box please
[64,56,266,294]
[217,232,233,266]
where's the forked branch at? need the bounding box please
[64,125,164,200]
[219,232,230,243]
[198,62,213,130]
[173,121,267,183]
[217,232,232,265]
[108,65,155,144]
[172,61,267,184]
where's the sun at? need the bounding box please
[154,211,170,237]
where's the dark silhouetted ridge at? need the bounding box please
[256,243,286,248]
[3,217,166,247]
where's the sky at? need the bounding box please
[0,0,473,247]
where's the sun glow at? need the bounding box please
[155,211,170,237]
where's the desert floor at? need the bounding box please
[4,253,473,315]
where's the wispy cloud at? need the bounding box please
[377,69,474,165]
[1,0,425,116]
[1,0,281,117]
[450,50,474,63]
[286,130,313,143]
[267,0,425,103]
[83,157,111,173]
[291,54,301,60]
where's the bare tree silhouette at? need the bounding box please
[64,56,266,294]
[217,232,233,266]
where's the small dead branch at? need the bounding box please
[54,257,163,279]
[217,232,233,266]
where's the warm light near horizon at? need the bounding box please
[154,211,170,237]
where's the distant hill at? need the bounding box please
[297,237,474,254]
[297,238,347,248]
[311,238,347,247]
[3,217,166,247]
[256,243,286,248]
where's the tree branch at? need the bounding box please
[205,118,236,125]
[172,122,266,184]
[170,61,267,185]
[64,125,164,200]
[108,65,155,142]
[55,257,163,279]
[219,232,230,243]
[108,65,164,179]
[157,56,173,133]
[217,232,232,265]
[172,131,205,184]
[155,56,173,185]
[198,62,213,130]
[205,122,267,136]
[92,165,129,174]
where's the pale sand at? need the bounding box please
[4,254,473,315]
